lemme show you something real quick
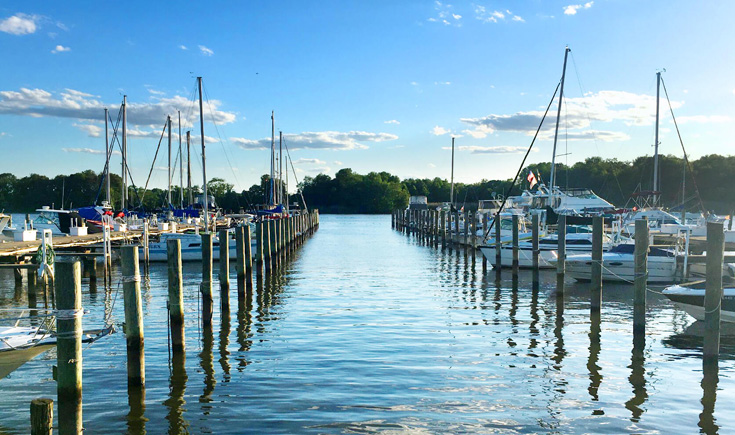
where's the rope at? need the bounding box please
[55,309,85,320]
[122,274,141,283]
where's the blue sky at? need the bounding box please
[0,1,733,193]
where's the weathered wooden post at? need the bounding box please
[482,213,488,272]
[512,214,520,273]
[440,210,446,246]
[255,222,264,276]
[557,214,566,292]
[142,219,150,265]
[532,214,540,279]
[470,214,477,262]
[495,212,502,270]
[244,224,253,279]
[591,216,604,313]
[201,233,214,326]
[264,220,273,271]
[634,218,648,337]
[704,221,725,363]
[218,229,230,313]
[235,226,246,297]
[463,210,469,248]
[121,246,144,388]
[30,398,53,435]
[55,259,83,435]
[167,239,185,354]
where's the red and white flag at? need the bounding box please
[527,171,538,189]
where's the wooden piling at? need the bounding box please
[440,210,446,246]
[495,212,501,270]
[463,210,469,248]
[235,226,246,282]
[512,214,519,273]
[591,216,604,312]
[244,224,253,277]
[532,214,540,276]
[634,218,648,336]
[704,221,725,362]
[166,239,185,354]
[121,246,145,388]
[201,233,214,326]
[218,229,230,313]
[482,213,488,272]
[30,398,53,435]
[557,214,566,292]
[142,219,150,264]
[55,259,82,435]
[263,220,272,271]
[255,222,264,276]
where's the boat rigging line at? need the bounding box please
[482,81,561,241]
[660,76,707,215]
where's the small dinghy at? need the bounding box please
[662,285,735,323]
[0,321,113,379]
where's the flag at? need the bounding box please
[527,171,538,189]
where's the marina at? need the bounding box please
[1,215,734,433]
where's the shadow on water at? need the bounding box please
[236,289,254,371]
[200,324,216,407]
[127,385,147,435]
[625,332,648,422]
[700,361,720,435]
[587,311,602,406]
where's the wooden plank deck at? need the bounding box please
[0,231,141,259]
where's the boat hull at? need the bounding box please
[663,286,735,323]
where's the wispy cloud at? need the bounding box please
[233,131,398,151]
[334,160,343,165]
[428,1,462,26]
[564,1,593,15]
[0,13,39,35]
[434,81,451,86]
[442,145,535,154]
[199,45,214,56]
[51,45,71,54]
[0,87,237,126]
[459,90,679,140]
[73,123,102,137]
[475,6,523,23]
[428,163,437,168]
[431,126,451,136]
[62,147,121,156]
[294,158,327,165]
[384,120,400,125]
[179,45,188,50]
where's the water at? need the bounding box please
[1,214,734,434]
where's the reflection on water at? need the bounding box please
[0,215,734,434]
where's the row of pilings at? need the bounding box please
[29,210,319,434]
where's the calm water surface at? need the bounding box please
[0,214,734,434]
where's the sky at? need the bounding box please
[0,1,734,194]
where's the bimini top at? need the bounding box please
[609,243,674,257]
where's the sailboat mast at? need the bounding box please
[279,131,283,205]
[450,137,455,206]
[179,110,183,209]
[270,111,275,205]
[653,71,661,206]
[198,77,209,230]
[549,46,571,208]
[167,115,172,208]
[122,95,127,211]
[104,107,110,205]
[285,151,289,214]
[187,131,192,206]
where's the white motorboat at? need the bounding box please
[565,244,678,283]
[663,285,735,323]
[0,322,113,379]
[146,229,257,262]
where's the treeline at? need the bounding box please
[2,154,735,214]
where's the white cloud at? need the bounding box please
[294,158,326,165]
[199,45,214,56]
[564,1,593,15]
[73,123,102,137]
[51,45,71,54]
[334,160,343,165]
[233,131,398,151]
[429,1,462,26]
[442,145,535,154]
[384,120,400,125]
[428,163,437,168]
[475,6,518,23]
[62,147,120,156]
[431,125,451,136]
[410,81,419,86]
[179,45,188,50]
[459,90,682,139]
[434,81,451,85]
[0,87,237,126]
[0,13,38,35]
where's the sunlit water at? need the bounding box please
[0,215,733,434]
